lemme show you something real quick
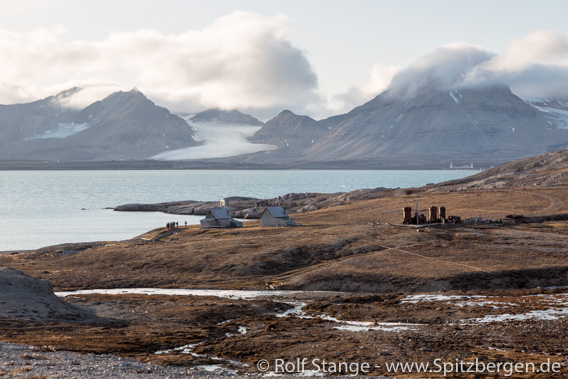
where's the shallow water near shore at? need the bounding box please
[0,169,476,251]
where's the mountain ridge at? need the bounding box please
[252,109,331,151]
[2,83,568,166]
[302,84,568,162]
[189,108,264,126]
[0,88,198,161]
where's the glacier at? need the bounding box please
[151,121,277,160]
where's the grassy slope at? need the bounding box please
[2,184,568,293]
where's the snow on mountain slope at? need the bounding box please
[526,98,568,129]
[303,85,566,162]
[26,123,90,139]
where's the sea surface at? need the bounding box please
[0,170,476,251]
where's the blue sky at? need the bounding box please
[1,0,568,119]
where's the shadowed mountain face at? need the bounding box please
[252,110,330,151]
[190,108,264,126]
[0,89,198,161]
[303,85,568,162]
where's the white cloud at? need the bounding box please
[464,30,568,98]
[0,0,68,16]
[486,30,568,71]
[2,21,568,119]
[0,11,320,113]
[383,31,568,100]
[332,63,399,112]
[387,43,495,97]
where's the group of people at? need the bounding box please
[166,221,188,229]
[166,221,178,229]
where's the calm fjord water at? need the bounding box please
[0,170,476,251]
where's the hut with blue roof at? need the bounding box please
[260,206,296,227]
[200,209,242,229]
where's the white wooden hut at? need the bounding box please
[200,209,242,229]
[260,206,296,227]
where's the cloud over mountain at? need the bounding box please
[464,30,568,98]
[0,11,320,114]
[1,18,567,119]
[383,31,568,100]
[333,63,400,112]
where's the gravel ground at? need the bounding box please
[0,342,239,378]
[0,342,393,378]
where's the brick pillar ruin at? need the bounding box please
[403,207,412,224]
[439,206,446,221]
[428,206,438,223]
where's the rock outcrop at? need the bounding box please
[114,189,390,219]
[0,267,97,322]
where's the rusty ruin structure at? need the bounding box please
[403,207,413,224]
[402,205,457,225]
[428,206,438,223]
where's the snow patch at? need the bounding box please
[154,341,242,369]
[56,288,302,299]
[402,294,485,304]
[276,302,307,318]
[26,123,90,140]
[333,324,412,332]
[450,90,462,104]
[274,301,417,332]
[466,307,568,323]
[528,102,568,129]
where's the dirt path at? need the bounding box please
[379,244,488,273]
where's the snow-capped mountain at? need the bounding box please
[3,84,568,167]
[0,89,198,161]
[302,84,568,163]
[0,87,81,143]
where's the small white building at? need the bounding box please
[200,209,242,229]
[260,206,296,227]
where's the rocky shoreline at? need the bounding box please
[113,188,391,219]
